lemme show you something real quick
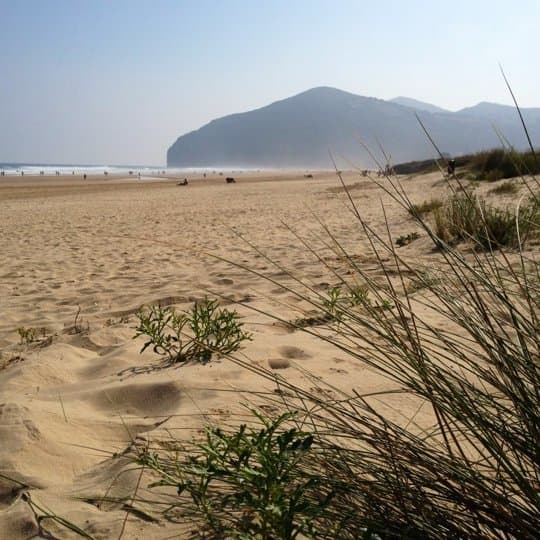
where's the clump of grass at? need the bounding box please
[489,180,520,195]
[395,147,539,181]
[432,191,539,249]
[408,198,443,217]
[468,148,540,181]
[134,298,252,364]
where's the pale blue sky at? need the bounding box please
[1,0,538,165]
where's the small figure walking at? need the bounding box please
[447,159,456,176]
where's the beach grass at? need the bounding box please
[118,157,540,538]
[431,190,539,249]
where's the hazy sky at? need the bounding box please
[1,0,538,165]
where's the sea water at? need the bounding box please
[0,163,262,177]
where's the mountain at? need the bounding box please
[457,101,540,126]
[167,87,540,168]
[388,96,449,114]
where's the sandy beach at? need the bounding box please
[0,170,528,538]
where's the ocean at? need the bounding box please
[0,163,260,177]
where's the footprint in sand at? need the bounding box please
[268,358,291,370]
[0,403,41,453]
[91,382,181,416]
[216,278,234,286]
[278,346,312,360]
[329,367,348,374]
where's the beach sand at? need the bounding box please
[0,170,525,538]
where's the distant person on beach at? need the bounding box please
[83,173,87,180]
[447,159,456,176]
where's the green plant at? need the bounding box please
[347,284,371,306]
[134,298,252,363]
[290,284,371,329]
[17,326,50,346]
[395,231,420,247]
[320,284,371,323]
[17,326,38,345]
[322,286,343,319]
[133,410,333,539]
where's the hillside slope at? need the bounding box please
[167,87,540,168]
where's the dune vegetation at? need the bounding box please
[394,146,540,181]
[124,143,540,539]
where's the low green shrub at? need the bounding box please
[134,298,252,363]
[291,284,371,329]
[133,410,334,539]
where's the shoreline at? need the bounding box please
[0,170,338,199]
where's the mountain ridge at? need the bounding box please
[389,96,449,114]
[167,87,540,168]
